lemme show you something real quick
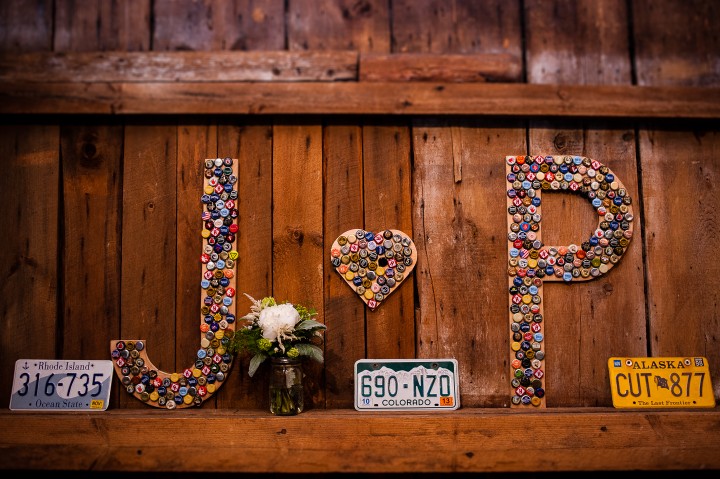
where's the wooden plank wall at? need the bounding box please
[0,0,718,411]
[524,0,646,407]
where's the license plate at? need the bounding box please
[355,359,460,411]
[9,359,113,411]
[608,356,715,409]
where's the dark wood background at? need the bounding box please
[0,0,718,411]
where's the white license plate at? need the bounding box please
[355,359,460,411]
[9,359,113,411]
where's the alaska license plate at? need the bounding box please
[355,359,460,411]
[9,359,113,411]
[608,357,715,409]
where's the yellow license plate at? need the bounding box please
[608,357,715,408]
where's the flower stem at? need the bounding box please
[270,385,302,415]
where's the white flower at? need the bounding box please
[257,303,300,351]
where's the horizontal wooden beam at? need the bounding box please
[0,51,523,83]
[360,53,522,82]
[1,81,718,117]
[0,50,359,82]
[1,408,718,472]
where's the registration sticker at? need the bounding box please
[608,357,715,409]
[9,359,113,411]
[355,359,460,411]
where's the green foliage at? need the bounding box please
[227,295,327,377]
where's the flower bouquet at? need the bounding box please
[227,294,326,414]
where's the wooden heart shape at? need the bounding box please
[330,228,417,311]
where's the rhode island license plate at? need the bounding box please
[9,359,113,411]
[355,359,460,411]
[608,356,715,409]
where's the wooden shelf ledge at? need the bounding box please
[1,81,719,118]
[1,408,718,473]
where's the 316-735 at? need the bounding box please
[16,372,104,398]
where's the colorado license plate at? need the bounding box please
[608,356,715,409]
[9,359,113,411]
[355,359,460,411]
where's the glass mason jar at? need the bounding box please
[269,357,304,415]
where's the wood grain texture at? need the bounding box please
[413,120,526,407]
[640,127,720,400]
[55,0,149,409]
[360,53,522,82]
[363,123,415,359]
[54,0,151,52]
[525,0,631,84]
[272,123,325,408]
[288,0,390,52]
[529,125,647,407]
[0,124,59,409]
[322,124,366,407]
[176,120,216,381]
[119,124,177,408]
[633,0,720,86]
[634,0,720,400]
[1,408,719,472]
[0,51,358,82]
[391,0,522,55]
[60,124,123,363]
[153,0,285,51]
[524,0,643,407]
[0,0,56,411]
[0,0,53,52]
[215,122,274,409]
[3,82,719,117]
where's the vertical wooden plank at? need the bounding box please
[215,121,274,409]
[525,0,632,86]
[528,126,647,407]
[413,120,526,407]
[525,0,631,84]
[0,0,53,52]
[153,1,283,410]
[0,0,56,408]
[633,0,720,87]
[0,124,59,408]
[288,0,390,52]
[639,128,720,398]
[153,0,285,51]
[120,125,177,408]
[60,123,123,364]
[524,0,644,407]
[391,0,521,55]
[272,123,324,409]
[55,0,150,409]
[323,124,365,407]
[54,0,151,51]
[176,120,216,376]
[634,0,720,399]
[362,123,415,359]
[398,0,525,407]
